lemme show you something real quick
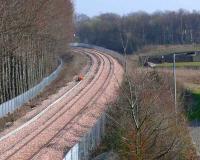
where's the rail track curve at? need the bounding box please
[0,47,124,160]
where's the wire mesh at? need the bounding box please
[63,114,106,160]
[0,58,63,118]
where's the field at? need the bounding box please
[156,62,200,68]
[156,66,200,121]
[157,67,200,121]
[134,44,200,121]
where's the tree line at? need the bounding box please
[0,0,74,104]
[75,9,200,53]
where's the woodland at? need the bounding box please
[0,0,74,104]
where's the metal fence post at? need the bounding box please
[0,59,63,118]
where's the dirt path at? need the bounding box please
[0,48,124,160]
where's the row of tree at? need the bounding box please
[0,0,74,104]
[75,9,200,53]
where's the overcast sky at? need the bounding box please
[74,0,200,17]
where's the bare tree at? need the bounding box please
[104,66,193,159]
[0,0,74,105]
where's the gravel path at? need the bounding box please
[189,121,200,156]
[0,48,124,160]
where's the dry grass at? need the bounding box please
[92,68,196,159]
[0,51,89,132]
[157,68,200,91]
[131,44,200,90]
[159,68,200,121]
[156,62,200,69]
[129,52,198,158]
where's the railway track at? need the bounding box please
[0,48,123,160]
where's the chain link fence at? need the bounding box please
[64,113,106,160]
[0,59,63,118]
[0,34,61,118]
[64,43,123,160]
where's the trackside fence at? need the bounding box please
[65,43,122,160]
[64,114,106,160]
[0,60,63,118]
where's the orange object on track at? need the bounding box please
[77,75,84,81]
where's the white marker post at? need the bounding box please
[173,54,177,123]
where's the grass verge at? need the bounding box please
[156,62,200,68]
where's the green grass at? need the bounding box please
[156,62,200,68]
[187,88,200,121]
[187,89,200,121]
